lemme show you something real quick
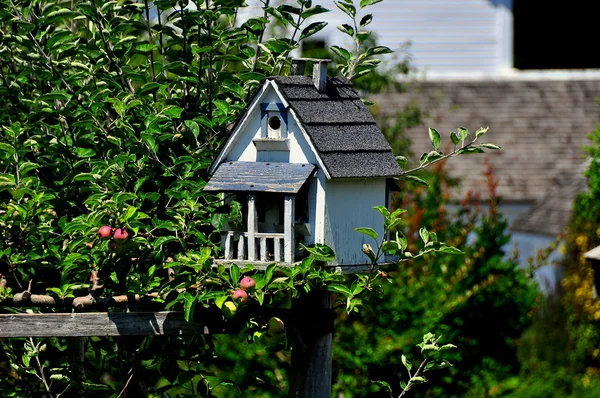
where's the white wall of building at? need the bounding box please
[239,0,513,76]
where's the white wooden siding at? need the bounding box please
[239,0,513,76]
[323,179,386,265]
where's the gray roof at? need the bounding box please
[510,163,588,236]
[204,162,316,193]
[271,76,402,178]
[371,79,600,202]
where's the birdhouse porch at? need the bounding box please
[205,161,316,266]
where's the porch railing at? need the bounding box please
[223,231,290,263]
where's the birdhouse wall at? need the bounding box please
[322,178,387,265]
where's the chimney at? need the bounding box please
[290,58,331,93]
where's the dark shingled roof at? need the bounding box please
[271,76,401,178]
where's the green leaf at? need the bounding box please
[355,227,378,241]
[114,192,137,204]
[458,126,469,141]
[184,120,200,138]
[164,106,183,119]
[183,292,197,322]
[72,173,100,182]
[395,155,408,167]
[410,376,426,384]
[419,227,429,244]
[370,380,392,394]
[479,143,502,150]
[456,146,485,155]
[229,264,240,287]
[402,175,428,186]
[300,243,335,262]
[450,131,460,145]
[439,343,457,351]
[401,354,412,372]
[396,231,408,251]
[300,21,328,40]
[366,46,393,57]
[428,127,441,151]
[18,162,39,176]
[335,1,356,17]
[0,143,15,157]
[329,45,352,61]
[476,126,489,137]
[381,240,399,253]
[337,23,355,37]
[301,5,329,19]
[359,0,383,8]
[264,263,276,285]
[327,284,353,297]
[136,43,158,53]
[425,359,453,371]
[153,236,178,249]
[373,205,390,218]
[75,148,96,158]
[438,246,463,255]
[359,14,373,28]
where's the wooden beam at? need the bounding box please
[284,195,295,263]
[0,312,218,338]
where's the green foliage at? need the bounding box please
[331,162,538,397]
[0,0,503,396]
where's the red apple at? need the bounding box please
[113,228,129,243]
[98,225,112,240]
[232,289,248,304]
[239,276,256,291]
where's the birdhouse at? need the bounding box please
[204,58,402,267]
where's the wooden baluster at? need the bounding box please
[274,237,282,262]
[224,232,233,260]
[237,235,246,260]
[247,194,257,261]
[260,237,267,262]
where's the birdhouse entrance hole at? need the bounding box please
[268,116,281,138]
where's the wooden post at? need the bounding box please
[288,291,332,398]
[284,195,295,263]
[69,337,86,393]
[248,193,257,261]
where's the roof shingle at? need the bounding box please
[271,76,401,179]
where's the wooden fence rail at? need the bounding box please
[0,311,220,337]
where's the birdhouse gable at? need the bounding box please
[209,79,325,172]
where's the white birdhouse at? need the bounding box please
[204,59,402,267]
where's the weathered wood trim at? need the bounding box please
[274,237,282,262]
[247,193,257,261]
[0,312,214,337]
[284,195,295,263]
[212,260,298,269]
[237,235,246,259]
[260,237,268,262]
[224,233,233,260]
